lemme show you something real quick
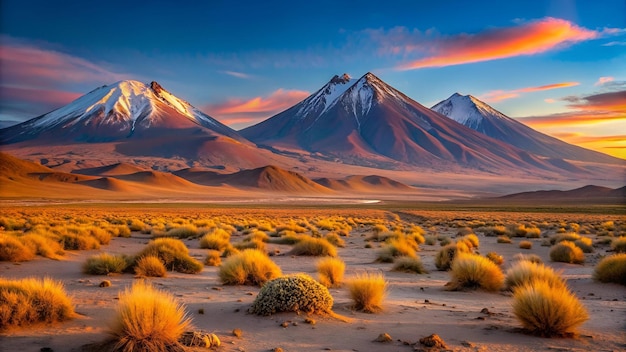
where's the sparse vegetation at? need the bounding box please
[316,257,345,288]
[549,241,585,264]
[218,249,282,286]
[391,256,427,274]
[434,242,470,271]
[137,238,203,274]
[446,253,503,292]
[593,253,626,285]
[289,237,337,257]
[83,253,129,275]
[485,251,504,265]
[519,240,533,250]
[505,260,566,290]
[347,272,387,313]
[249,274,334,316]
[611,236,626,253]
[204,250,222,266]
[134,256,167,277]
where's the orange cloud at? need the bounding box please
[567,90,626,113]
[393,18,606,70]
[479,81,580,102]
[550,132,626,158]
[203,89,309,129]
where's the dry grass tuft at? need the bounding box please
[549,241,585,264]
[218,249,282,286]
[391,256,427,274]
[289,237,337,257]
[199,228,231,251]
[519,241,533,250]
[485,251,504,265]
[434,242,470,271]
[446,253,503,292]
[316,257,345,288]
[593,253,626,286]
[0,277,74,329]
[134,256,167,277]
[204,250,222,266]
[0,233,35,262]
[137,238,203,274]
[347,272,387,313]
[611,236,626,253]
[109,280,190,352]
[505,260,566,291]
[83,253,129,275]
[512,280,588,336]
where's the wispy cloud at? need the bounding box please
[602,41,626,46]
[365,18,622,70]
[203,89,309,129]
[479,81,580,102]
[220,70,253,79]
[595,76,614,86]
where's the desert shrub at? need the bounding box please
[456,227,473,236]
[83,253,129,275]
[137,238,203,274]
[593,253,626,285]
[519,241,533,250]
[19,233,64,259]
[268,232,302,244]
[86,227,112,245]
[244,230,270,243]
[0,277,74,329]
[289,237,337,257]
[550,241,584,264]
[512,280,588,336]
[482,225,507,237]
[551,232,581,245]
[218,249,281,286]
[221,245,240,258]
[135,256,167,277]
[127,218,146,231]
[0,234,35,262]
[60,233,100,250]
[497,236,511,244]
[438,236,452,246]
[513,253,543,264]
[375,239,416,263]
[573,237,593,253]
[324,232,345,247]
[204,250,222,266]
[234,239,267,252]
[424,235,437,245]
[485,251,504,265]
[525,227,541,238]
[601,221,615,231]
[249,274,334,316]
[109,225,132,238]
[163,225,200,239]
[505,260,565,291]
[611,236,626,253]
[109,281,190,352]
[446,253,503,292]
[391,256,427,274]
[459,234,479,248]
[347,272,387,313]
[316,257,345,288]
[199,229,230,251]
[434,242,470,271]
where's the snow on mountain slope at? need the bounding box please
[297,73,354,117]
[432,93,623,165]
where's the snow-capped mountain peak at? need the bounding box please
[296,73,355,117]
[431,93,508,128]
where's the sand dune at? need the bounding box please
[78,177,134,192]
[73,162,147,176]
[315,174,412,192]
[113,170,199,188]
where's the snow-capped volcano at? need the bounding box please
[1,80,242,143]
[241,73,578,174]
[432,93,622,165]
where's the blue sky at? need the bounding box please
[1,0,625,156]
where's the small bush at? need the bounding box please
[164,225,200,238]
[574,237,593,253]
[199,229,230,251]
[109,281,190,351]
[593,253,626,285]
[233,239,266,252]
[60,233,100,250]
[519,241,533,250]
[19,234,64,259]
[512,253,543,264]
[446,253,503,292]
[324,232,345,247]
[218,249,282,286]
[485,251,504,265]
[512,280,588,336]
[551,232,580,245]
[497,236,512,244]
[424,235,437,245]
[83,253,129,275]
[391,256,427,274]
[505,260,566,291]
[525,227,541,238]
[289,237,337,257]
[0,277,74,329]
[0,234,35,262]
[347,272,387,313]
[316,257,345,288]
[434,242,470,271]
[375,239,416,263]
[135,256,167,277]
[137,238,203,274]
[611,236,626,253]
[204,250,221,266]
[550,241,584,264]
[459,234,479,248]
[249,274,334,316]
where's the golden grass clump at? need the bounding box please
[347,272,387,313]
[137,238,203,274]
[316,257,345,288]
[375,239,416,263]
[446,253,504,292]
[289,237,337,257]
[0,233,35,262]
[60,233,101,250]
[134,256,167,278]
[550,232,581,245]
[459,234,479,248]
[434,242,470,271]
[0,277,74,329]
[512,280,588,337]
[549,241,585,264]
[109,281,190,352]
[249,274,334,316]
[218,249,282,286]
[198,228,231,251]
[324,232,346,247]
[593,253,626,286]
[505,260,566,291]
[573,237,593,253]
[19,233,65,259]
[485,251,504,265]
[391,256,427,274]
[519,240,533,250]
[204,250,222,266]
[513,253,543,264]
[163,225,200,238]
[611,236,626,253]
[83,253,129,275]
[497,235,512,244]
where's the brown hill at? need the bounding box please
[73,162,147,176]
[113,171,198,188]
[315,175,412,192]
[78,177,134,192]
[498,185,625,203]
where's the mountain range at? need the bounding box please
[1,73,624,198]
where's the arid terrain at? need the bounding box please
[1,205,624,352]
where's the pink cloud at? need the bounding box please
[479,81,580,102]
[0,86,81,107]
[595,76,614,86]
[380,18,617,70]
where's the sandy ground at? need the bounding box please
[1,219,625,352]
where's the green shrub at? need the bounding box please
[391,256,427,274]
[593,253,626,285]
[550,241,584,264]
[83,253,129,275]
[249,274,334,316]
[446,253,503,292]
[218,249,281,286]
